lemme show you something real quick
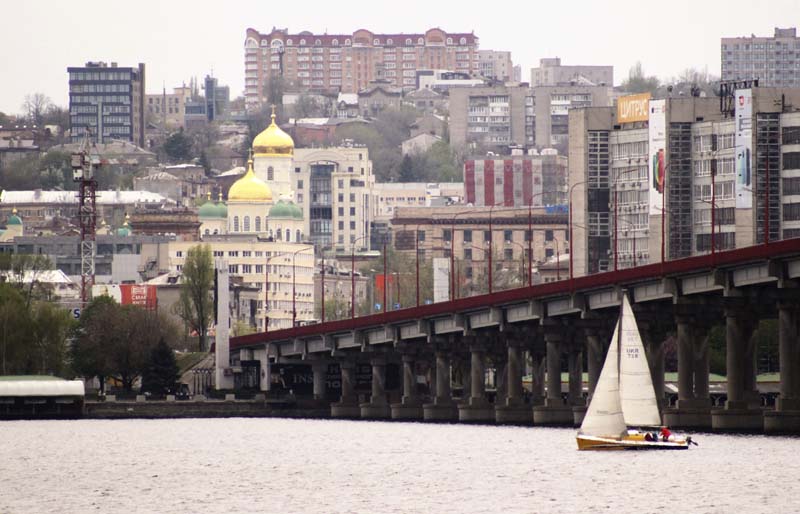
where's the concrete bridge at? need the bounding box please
[231,239,800,433]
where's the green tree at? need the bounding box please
[28,301,73,375]
[163,130,193,162]
[0,283,31,375]
[0,253,54,307]
[140,338,180,395]
[175,244,214,351]
[423,141,461,182]
[71,296,119,391]
[399,155,415,182]
[621,62,660,94]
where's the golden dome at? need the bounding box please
[228,157,273,202]
[252,107,294,157]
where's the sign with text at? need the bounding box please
[617,93,652,124]
[648,99,666,215]
[92,284,158,310]
[735,89,753,209]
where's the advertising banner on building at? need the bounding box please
[92,284,158,310]
[433,257,450,303]
[648,99,666,215]
[617,93,652,124]
[735,89,753,209]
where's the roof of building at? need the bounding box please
[217,166,245,178]
[337,93,358,105]
[138,171,179,182]
[269,200,303,220]
[228,158,272,202]
[0,190,173,205]
[0,269,76,285]
[0,377,85,397]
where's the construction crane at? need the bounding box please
[70,129,101,305]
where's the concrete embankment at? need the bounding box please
[85,398,330,420]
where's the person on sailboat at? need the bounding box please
[660,426,672,442]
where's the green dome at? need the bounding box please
[198,201,219,218]
[116,226,131,237]
[216,201,227,218]
[289,202,303,220]
[7,215,22,226]
[269,200,293,219]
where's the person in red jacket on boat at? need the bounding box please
[660,426,672,442]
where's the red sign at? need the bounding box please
[120,284,158,310]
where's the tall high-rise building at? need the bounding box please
[477,50,514,81]
[721,28,799,87]
[244,27,479,111]
[68,62,145,147]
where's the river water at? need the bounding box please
[1,418,798,513]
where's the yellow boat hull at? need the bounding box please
[577,434,690,451]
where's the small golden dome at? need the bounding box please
[228,156,273,202]
[252,106,294,157]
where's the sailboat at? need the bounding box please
[576,293,693,450]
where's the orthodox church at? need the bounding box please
[199,109,304,242]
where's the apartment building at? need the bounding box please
[67,61,145,147]
[449,84,532,151]
[463,152,567,207]
[169,238,314,331]
[478,50,514,81]
[568,88,800,278]
[292,146,375,253]
[530,57,613,88]
[244,27,479,110]
[146,86,191,129]
[721,28,800,87]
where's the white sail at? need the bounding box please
[618,294,662,427]
[578,315,626,437]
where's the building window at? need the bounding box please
[298,179,304,189]
[463,230,472,243]
[176,251,183,257]
[350,207,355,215]
[268,166,274,180]
[484,230,491,243]
[350,193,355,202]
[350,221,356,229]
[417,230,425,242]
[255,216,261,232]
[503,230,513,242]
[443,229,452,242]
[233,216,240,232]
[504,248,513,261]
[545,230,554,242]
[464,248,472,260]
[286,229,290,241]
[244,216,250,232]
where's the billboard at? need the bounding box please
[617,93,652,124]
[648,99,666,215]
[433,257,450,303]
[735,89,753,209]
[92,284,158,310]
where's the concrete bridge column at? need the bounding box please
[765,301,800,433]
[529,351,546,406]
[312,361,328,401]
[459,340,494,422]
[533,330,574,426]
[391,354,423,420]
[712,302,762,431]
[568,338,586,426]
[361,356,391,419]
[331,360,360,418]
[423,342,457,421]
[676,317,695,405]
[496,335,533,425]
[665,313,712,429]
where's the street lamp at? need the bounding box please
[350,235,370,319]
[291,247,312,328]
[460,243,493,296]
[319,246,332,323]
[525,191,548,287]
[487,201,504,294]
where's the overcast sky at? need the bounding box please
[1,0,798,114]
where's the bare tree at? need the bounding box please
[21,93,52,126]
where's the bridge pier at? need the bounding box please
[712,302,762,431]
[458,339,495,422]
[331,360,361,418]
[496,333,532,425]
[585,330,604,402]
[361,356,391,419]
[568,336,587,426]
[664,312,712,429]
[423,344,457,421]
[391,353,423,420]
[765,301,800,433]
[533,330,573,425]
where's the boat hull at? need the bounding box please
[576,434,690,451]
